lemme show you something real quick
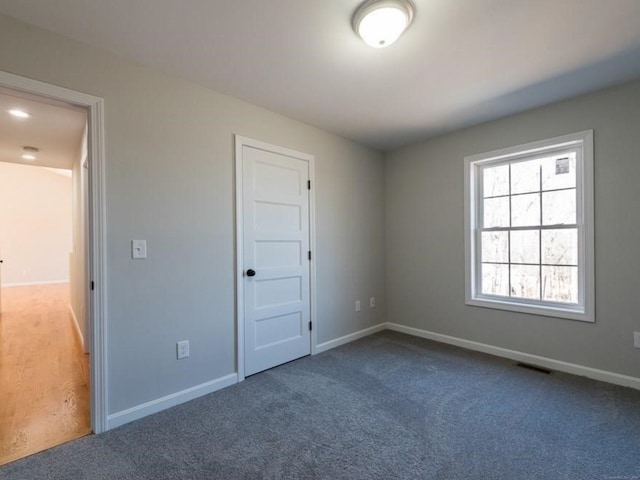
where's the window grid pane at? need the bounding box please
[542,266,578,303]
[511,264,541,300]
[511,193,540,227]
[542,189,576,225]
[481,263,509,296]
[483,164,510,197]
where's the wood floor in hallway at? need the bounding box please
[0,284,91,466]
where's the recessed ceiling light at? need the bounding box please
[353,0,414,48]
[9,108,30,118]
[21,146,39,161]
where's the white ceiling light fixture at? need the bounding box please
[21,145,39,161]
[353,0,414,49]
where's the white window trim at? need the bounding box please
[464,131,595,322]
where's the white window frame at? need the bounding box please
[464,131,594,322]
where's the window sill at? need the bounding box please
[465,296,593,323]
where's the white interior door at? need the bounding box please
[239,138,312,377]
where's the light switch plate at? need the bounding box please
[634,332,640,349]
[132,240,147,259]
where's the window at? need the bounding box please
[464,131,594,322]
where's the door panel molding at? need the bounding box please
[235,135,316,381]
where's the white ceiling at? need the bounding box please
[0,90,86,169]
[1,0,640,151]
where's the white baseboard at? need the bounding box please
[107,323,387,431]
[68,304,85,351]
[1,280,69,288]
[104,322,639,432]
[316,323,387,354]
[107,373,238,430]
[386,322,640,391]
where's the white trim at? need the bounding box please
[68,304,85,351]
[386,323,640,391]
[96,321,640,430]
[581,131,595,324]
[464,297,590,322]
[88,86,108,434]
[234,135,316,382]
[0,71,108,433]
[1,280,69,287]
[316,323,387,354]
[464,131,593,164]
[234,138,245,382]
[107,373,238,430]
[308,153,318,356]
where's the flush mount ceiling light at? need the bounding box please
[9,108,30,118]
[353,0,414,48]
[21,146,39,161]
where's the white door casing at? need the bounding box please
[235,136,315,379]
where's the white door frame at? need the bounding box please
[0,71,108,433]
[234,135,317,382]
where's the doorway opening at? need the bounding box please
[0,71,107,463]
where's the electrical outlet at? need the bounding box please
[177,340,190,359]
[355,300,361,312]
[634,332,640,349]
[369,297,376,308]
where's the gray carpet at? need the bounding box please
[1,331,639,479]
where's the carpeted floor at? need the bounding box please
[1,331,639,479]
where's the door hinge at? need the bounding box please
[309,321,312,331]
[308,250,311,261]
[307,180,311,190]
[91,281,95,291]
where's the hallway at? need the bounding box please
[0,283,90,465]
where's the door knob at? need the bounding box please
[246,269,256,277]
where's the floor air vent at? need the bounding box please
[516,362,552,374]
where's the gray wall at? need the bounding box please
[386,79,640,379]
[0,14,386,415]
[0,162,72,285]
